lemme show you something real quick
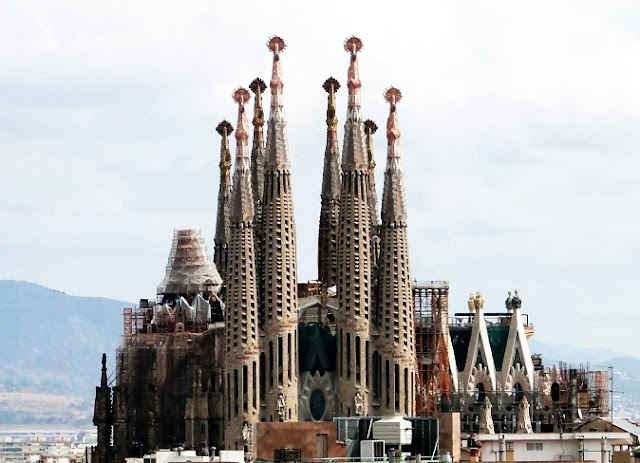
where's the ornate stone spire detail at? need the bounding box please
[250,78,267,221]
[214,120,233,282]
[261,35,299,422]
[342,36,368,172]
[265,36,290,171]
[225,88,260,452]
[376,87,415,416]
[336,36,372,417]
[318,77,341,287]
[231,88,253,223]
[250,78,267,327]
[381,87,407,224]
[364,120,379,229]
[345,36,362,110]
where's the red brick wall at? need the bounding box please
[255,422,346,459]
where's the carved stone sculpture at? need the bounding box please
[468,293,476,312]
[277,393,286,419]
[512,290,522,310]
[474,291,484,311]
[479,396,495,434]
[354,391,364,416]
[516,396,533,433]
[505,291,513,312]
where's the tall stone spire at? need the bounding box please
[214,120,233,283]
[364,119,381,329]
[225,88,260,453]
[318,77,341,287]
[261,36,299,423]
[250,78,267,215]
[336,36,372,417]
[364,120,379,231]
[376,87,415,416]
[93,353,112,463]
[250,78,267,328]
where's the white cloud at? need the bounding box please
[0,0,638,352]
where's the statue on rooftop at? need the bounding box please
[516,396,533,433]
[505,291,513,312]
[468,293,476,313]
[479,396,495,434]
[512,290,522,310]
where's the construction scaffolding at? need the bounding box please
[554,362,610,430]
[413,281,451,416]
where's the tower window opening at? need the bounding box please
[394,363,400,411]
[269,341,274,387]
[278,336,284,385]
[243,364,248,412]
[386,360,390,408]
[346,333,351,380]
[355,336,361,385]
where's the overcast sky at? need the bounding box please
[1,1,638,353]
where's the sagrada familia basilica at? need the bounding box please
[93,36,610,462]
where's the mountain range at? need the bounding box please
[0,280,126,425]
[0,279,637,426]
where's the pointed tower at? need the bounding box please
[318,77,341,288]
[250,78,267,328]
[364,119,382,331]
[261,36,299,422]
[376,88,416,416]
[93,353,112,463]
[364,120,379,233]
[250,78,267,222]
[224,88,260,452]
[112,352,129,462]
[500,291,535,396]
[214,121,233,283]
[336,36,372,417]
[461,292,498,395]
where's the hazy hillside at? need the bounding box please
[0,280,127,425]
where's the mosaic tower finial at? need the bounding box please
[268,36,286,110]
[233,88,251,166]
[384,87,403,161]
[344,36,363,109]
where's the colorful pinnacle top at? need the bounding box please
[344,36,363,109]
[215,120,233,177]
[249,78,267,129]
[216,120,234,138]
[323,77,340,131]
[268,36,286,109]
[233,88,251,164]
[385,87,402,160]
[364,119,378,169]
[364,119,378,134]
